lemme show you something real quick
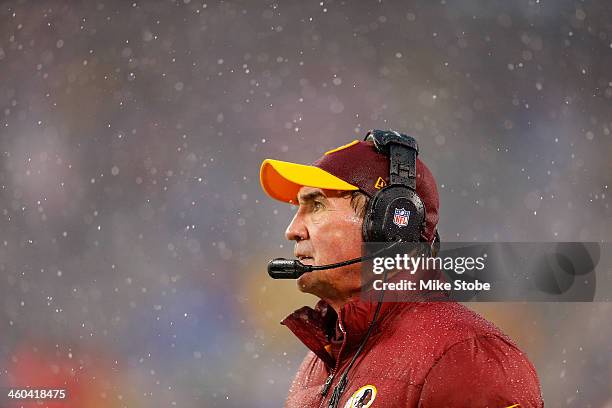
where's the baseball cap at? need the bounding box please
[260,138,440,242]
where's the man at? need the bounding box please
[260,131,543,407]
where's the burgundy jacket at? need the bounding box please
[282,298,543,407]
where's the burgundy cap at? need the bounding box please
[260,139,439,242]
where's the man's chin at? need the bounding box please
[296,271,312,291]
[296,270,320,294]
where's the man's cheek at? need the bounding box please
[344,212,363,226]
[337,212,364,234]
[331,220,361,241]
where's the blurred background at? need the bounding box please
[0,0,611,406]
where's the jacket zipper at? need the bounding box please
[318,319,347,408]
[321,371,335,397]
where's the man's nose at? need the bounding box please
[285,211,308,241]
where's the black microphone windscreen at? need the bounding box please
[267,258,310,279]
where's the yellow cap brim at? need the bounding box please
[260,159,358,204]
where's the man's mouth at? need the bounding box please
[297,256,314,265]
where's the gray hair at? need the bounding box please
[341,191,370,219]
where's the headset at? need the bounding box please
[362,129,426,243]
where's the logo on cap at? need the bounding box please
[374,177,387,190]
[393,208,410,227]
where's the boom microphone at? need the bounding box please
[267,241,402,279]
[267,256,365,279]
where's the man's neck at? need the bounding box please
[322,292,361,316]
[326,299,347,316]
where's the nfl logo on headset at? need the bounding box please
[393,208,410,228]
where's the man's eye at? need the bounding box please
[313,201,324,211]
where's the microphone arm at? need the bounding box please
[267,241,401,279]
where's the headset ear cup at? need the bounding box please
[363,186,425,242]
[362,192,378,242]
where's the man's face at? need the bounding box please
[285,186,364,302]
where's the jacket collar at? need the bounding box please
[281,295,407,368]
[280,267,448,367]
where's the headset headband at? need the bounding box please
[364,129,419,190]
